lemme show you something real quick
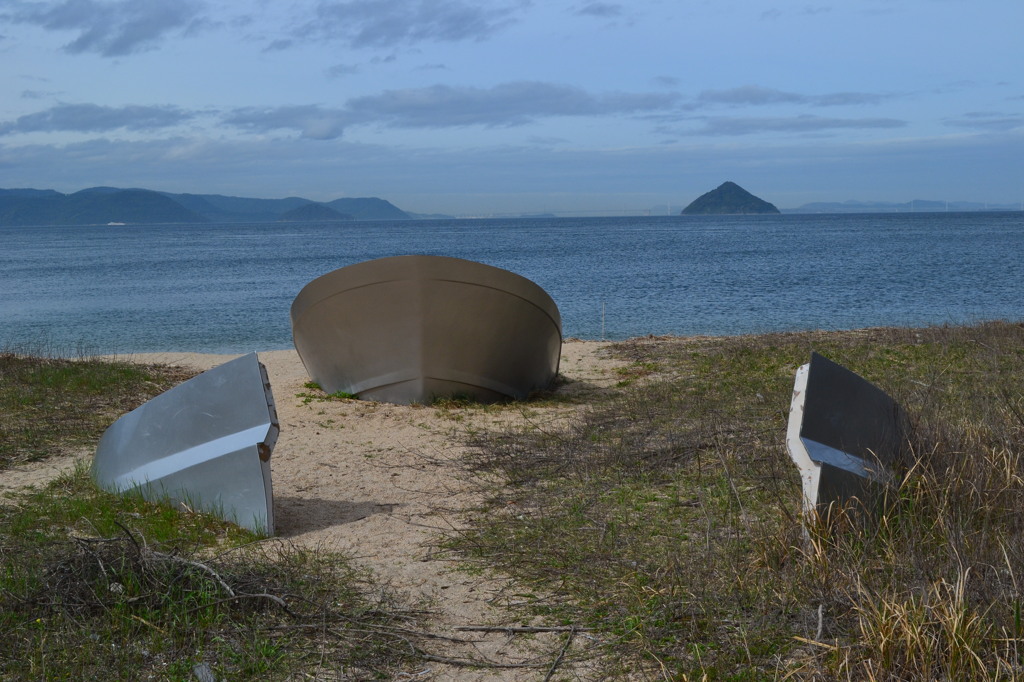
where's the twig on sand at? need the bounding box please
[543,626,576,682]
[415,651,548,669]
[454,624,590,634]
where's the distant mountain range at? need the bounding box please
[0,186,411,226]
[782,199,1023,214]
[3,186,1019,226]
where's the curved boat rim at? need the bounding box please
[290,254,562,334]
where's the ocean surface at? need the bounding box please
[2,212,1022,354]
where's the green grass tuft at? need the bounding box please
[297,381,357,404]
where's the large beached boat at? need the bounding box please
[290,255,562,404]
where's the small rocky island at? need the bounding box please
[682,181,780,215]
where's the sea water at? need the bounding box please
[1,212,1022,354]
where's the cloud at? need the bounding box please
[263,38,294,51]
[761,6,832,20]
[698,86,803,106]
[2,0,206,56]
[297,0,524,48]
[944,112,1024,132]
[223,105,352,140]
[327,63,361,77]
[21,89,58,99]
[691,115,906,136]
[345,82,678,127]
[574,2,624,18]
[812,92,886,106]
[1,82,678,145]
[697,85,886,107]
[0,103,192,135]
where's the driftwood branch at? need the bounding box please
[340,620,475,644]
[543,627,576,682]
[182,592,293,617]
[147,550,236,598]
[454,624,590,634]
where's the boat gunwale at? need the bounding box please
[290,255,562,335]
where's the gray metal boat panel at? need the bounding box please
[800,352,907,469]
[786,353,905,517]
[800,438,895,484]
[290,255,563,404]
[92,352,278,533]
[815,462,878,515]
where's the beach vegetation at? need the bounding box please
[296,381,357,404]
[0,352,194,470]
[0,354,423,679]
[0,468,418,679]
[449,321,1024,679]
[7,323,1024,678]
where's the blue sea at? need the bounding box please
[1,212,1022,354]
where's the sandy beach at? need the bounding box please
[2,339,631,679]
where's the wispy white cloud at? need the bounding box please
[1,82,679,143]
[944,112,1024,132]
[20,89,59,99]
[222,105,352,140]
[291,0,525,49]
[697,85,887,107]
[698,86,803,106]
[326,63,361,77]
[345,82,678,127]
[0,103,192,135]
[761,5,832,20]
[574,2,624,18]
[690,115,906,136]
[0,0,207,56]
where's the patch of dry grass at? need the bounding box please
[0,353,194,469]
[0,468,421,679]
[451,321,1024,679]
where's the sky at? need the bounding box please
[0,0,1021,216]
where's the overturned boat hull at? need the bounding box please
[290,255,562,404]
[92,352,279,534]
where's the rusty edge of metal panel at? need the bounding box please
[290,255,563,404]
[92,352,279,534]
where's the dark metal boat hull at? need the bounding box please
[786,352,907,518]
[290,255,562,404]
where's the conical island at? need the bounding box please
[681,181,780,215]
